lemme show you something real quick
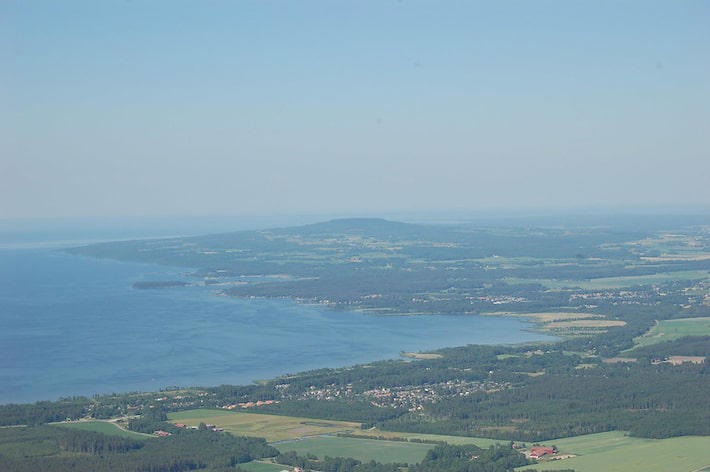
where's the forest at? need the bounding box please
[0,425,277,472]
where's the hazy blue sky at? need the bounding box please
[2,1,709,219]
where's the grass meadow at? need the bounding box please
[275,436,433,464]
[167,409,360,442]
[505,269,709,290]
[518,431,710,472]
[351,428,505,448]
[240,461,291,472]
[55,421,150,439]
[629,317,710,350]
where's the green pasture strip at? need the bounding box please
[55,421,149,439]
[518,432,710,472]
[362,428,505,447]
[275,436,432,464]
[505,270,709,290]
[240,460,290,472]
[545,431,644,455]
[628,317,710,350]
[168,408,228,420]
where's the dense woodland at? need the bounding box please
[0,425,277,472]
[413,444,530,472]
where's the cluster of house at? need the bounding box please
[363,380,511,412]
[291,384,354,401]
[270,379,510,411]
[652,356,705,365]
[470,295,529,305]
[172,422,224,432]
[604,356,708,366]
[130,390,211,414]
[569,290,652,303]
[221,399,280,409]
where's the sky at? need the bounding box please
[2,1,709,219]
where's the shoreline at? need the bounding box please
[479,311,627,337]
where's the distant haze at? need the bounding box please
[2,1,709,218]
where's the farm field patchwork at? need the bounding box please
[167,410,508,448]
[518,431,710,472]
[166,410,509,464]
[482,311,625,335]
[167,409,360,442]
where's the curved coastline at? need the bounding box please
[0,249,556,404]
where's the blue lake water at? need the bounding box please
[0,243,555,404]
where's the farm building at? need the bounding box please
[529,446,556,459]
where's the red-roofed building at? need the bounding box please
[529,446,556,459]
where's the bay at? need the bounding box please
[0,246,555,404]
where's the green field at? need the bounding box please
[167,409,360,442]
[55,421,149,439]
[518,431,710,472]
[274,436,433,464]
[167,410,506,448]
[169,408,231,421]
[629,317,710,350]
[353,428,504,448]
[505,270,710,290]
[240,460,291,472]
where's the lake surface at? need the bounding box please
[0,241,555,404]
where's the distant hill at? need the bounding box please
[287,217,415,233]
[271,218,443,239]
[67,216,653,270]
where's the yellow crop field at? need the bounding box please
[167,409,360,442]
